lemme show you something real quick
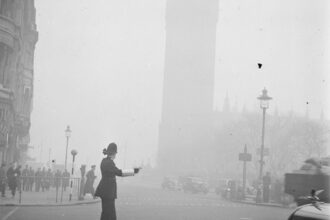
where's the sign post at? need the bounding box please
[239,144,252,199]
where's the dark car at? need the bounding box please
[288,203,330,220]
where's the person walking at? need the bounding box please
[6,163,17,198]
[94,142,141,220]
[0,163,6,197]
[263,172,271,203]
[40,167,46,192]
[14,165,22,194]
[54,170,61,190]
[84,165,97,196]
[35,168,41,192]
[21,165,29,191]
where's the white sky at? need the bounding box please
[30,0,330,168]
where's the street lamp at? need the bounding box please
[69,149,78,201]
[61,125,71,202]
[257,88,272,180]
[64,125,71,171]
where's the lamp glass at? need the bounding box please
[260,99,269,109]
[65,126,71,138]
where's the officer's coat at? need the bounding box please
[95,157,123,199]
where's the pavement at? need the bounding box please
[0,188,100,207]
[0,180,293,209]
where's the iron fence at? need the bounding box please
[13,176,81,204]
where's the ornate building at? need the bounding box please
[0,0,38,164]
[158,0,219,174]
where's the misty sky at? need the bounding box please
[30,0,330,168]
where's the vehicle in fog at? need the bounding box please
[161,177,180,191]
[285,157,330,206]
[179,176,208,194]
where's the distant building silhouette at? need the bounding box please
[158,0,219,174]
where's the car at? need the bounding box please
[161,177,177,191]
[179,176,209,194]
[288,202,330,220]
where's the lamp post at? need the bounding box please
[64,126,71,171]
[61,125,71,202]
[257,88,272,180]
[69,149,78,201]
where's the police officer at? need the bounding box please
[94,143,141,220]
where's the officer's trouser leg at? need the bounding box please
[101,198,116,220]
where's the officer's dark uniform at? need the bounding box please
[95,157,123,220]
[94,142,139,220]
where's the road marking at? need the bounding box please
[2,207,19,220]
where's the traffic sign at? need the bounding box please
[239,145,252,161]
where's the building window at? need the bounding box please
[0,44,9,86]
[0,0,14,19]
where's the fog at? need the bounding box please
[30,0,330,173]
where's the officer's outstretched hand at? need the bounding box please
[134,167,141,174]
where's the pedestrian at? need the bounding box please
[62,169,70,191]
[45,168,53,191]
[263,172,271,203]
[28,167,35,191]
[95,142,141,220]
[15,165,22,193]
[54,170,61,190]
[6,163,17,198]
[40,167,46,192]
[35,168,41,192]
[21,165,29,191]
[84,165,97,196]
[0,163,7,197]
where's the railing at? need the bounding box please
[12,176,81,204]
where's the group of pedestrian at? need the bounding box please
[20,166,71,192]
[0,163,72,198]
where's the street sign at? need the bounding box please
[239,145,252,161]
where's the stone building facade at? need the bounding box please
[0,0,37,164]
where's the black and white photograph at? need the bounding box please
[0,0,329,219]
